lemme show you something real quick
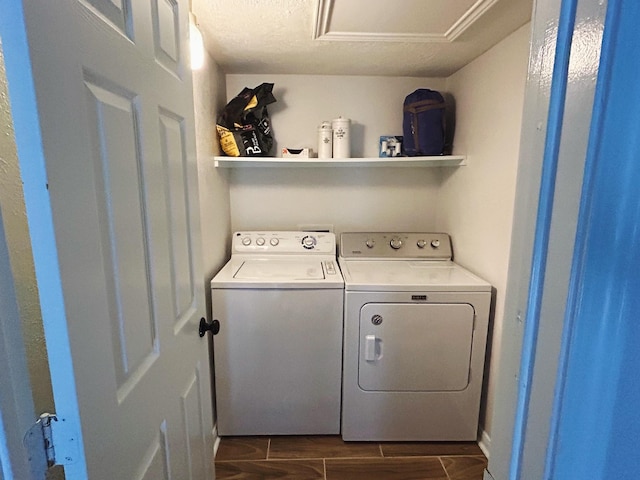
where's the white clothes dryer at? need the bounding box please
[211,231,344,436]
[339,232,491,441]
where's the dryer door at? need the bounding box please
[358,303,475,392]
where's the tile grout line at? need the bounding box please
[247,455,384,462]
[266,438,271,460]
[323,458,327,480]
[215,455,477,461]
[438,456,452,480]
[379,443,384,457]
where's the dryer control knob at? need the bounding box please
[270,237,279,246]
[365,239,376,248]
[390,237,403,249]
[431,239,441,248]
[256,237,265,246]
[417,239,427,248]
[241,237,252,246]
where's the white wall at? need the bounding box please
[439,24,531,445]
[193,52,232,305]
[224,74,447,233]
[229,166,442,233]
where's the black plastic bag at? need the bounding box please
[216,83,276,156]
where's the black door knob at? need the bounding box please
[199,317,220,337]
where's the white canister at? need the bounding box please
[332,117,351,158]
[318,121,333,159]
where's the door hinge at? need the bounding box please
[24,412,78,479]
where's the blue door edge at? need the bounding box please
[508,0,579,478]
[544,0,622,477]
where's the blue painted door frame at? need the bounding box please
[513,0,640,478]
[509,0,579,477]
[547,0,640,477]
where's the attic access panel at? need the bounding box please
[314,0,499,42]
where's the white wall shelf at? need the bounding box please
[213,155,466,168]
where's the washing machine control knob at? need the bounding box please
[390,237,403,249]
[241,236,252,246]
[431,239,441,248]
[302,235,317,249]
[365,239,376,249]
[256,237,265,246]
[417,239,427,248]
[270,237,279,246]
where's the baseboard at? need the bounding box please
[478,428,491,459]
[212,424,221,457]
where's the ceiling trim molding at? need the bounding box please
[315,31,450,43]
[445,0,501,41]
[313,0,499,43]
[313,0,332,39]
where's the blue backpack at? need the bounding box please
[403,89,446,156]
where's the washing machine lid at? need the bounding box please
[235,259,325,280]
[339,259,491,292]
[212,257,344,289]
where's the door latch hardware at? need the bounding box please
[199,317,220,337]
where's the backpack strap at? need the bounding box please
[404,99,446,114]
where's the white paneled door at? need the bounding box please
[1,1,212,479]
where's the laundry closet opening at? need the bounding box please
[190,0,533,478]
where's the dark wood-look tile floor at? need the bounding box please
[215,436,487,480]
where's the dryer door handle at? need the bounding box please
[364,335,378,361]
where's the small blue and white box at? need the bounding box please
[379,136,403,157]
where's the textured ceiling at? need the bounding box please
[192,0,532,77]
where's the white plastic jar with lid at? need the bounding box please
[332,117,350,158]
[318,121,333,158]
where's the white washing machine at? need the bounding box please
[339,232,491,441]
[211,231,344,436]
